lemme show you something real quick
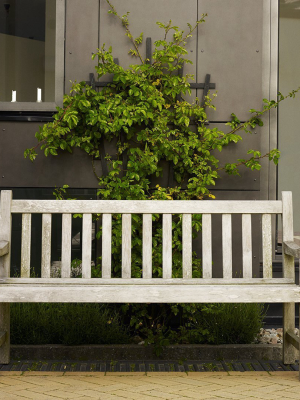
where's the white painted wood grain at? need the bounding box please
[82,214,92,279]
[0,191,12,278]
[61,214,72,278]
[182,214,192,279]
[222,214,232,279]
[122,214,131,278]
[143,214,152,279]
[41,214,52,278]
[202,214,212,279]
[282,192,295,280]
[262,214,272,279]
[242,214,252,278]
[11,199,283,215]
[163,214,172,279]
[21,214,31,278]
[102,214,112,279]
[0,284,298,303]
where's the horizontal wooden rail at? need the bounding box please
[0,284,298,303]
[0,278,295,285]
[11,200,283,214]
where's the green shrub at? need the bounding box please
[11,302,265,347]
[11,303,130,345]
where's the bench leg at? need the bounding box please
[283,302,296,364]
[0,304,10,364]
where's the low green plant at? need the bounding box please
[11,303,130,345]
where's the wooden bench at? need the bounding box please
[0,190,300,368]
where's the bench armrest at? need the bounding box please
[283,241,300,258]
[0,241,9,257]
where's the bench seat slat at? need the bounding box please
[0,284,298,303]
[61,214,72,278]
[41,214,52,278]
[11,200,283,215]
[82,214,92,279]
[21,214,31,278]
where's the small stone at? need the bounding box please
[271,338,277,345]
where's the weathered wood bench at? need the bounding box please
[0,190,300,369]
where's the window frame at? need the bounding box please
[0,0,65,111]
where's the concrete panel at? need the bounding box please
[65,0,99,93]
[0,122,102,188]
[99,0,197,101]
[197,0,263,121]
[193,191,261,279]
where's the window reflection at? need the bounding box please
[0,0,56,103]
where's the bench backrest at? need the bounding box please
[0,190,295,283]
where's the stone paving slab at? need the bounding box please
[0,371,298,399]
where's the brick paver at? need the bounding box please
[0,371,298,399]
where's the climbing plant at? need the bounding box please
[24,1,299,344]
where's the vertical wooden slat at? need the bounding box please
[41,214,52,278]
[143,214,152,279]
[282,192,294,279]
[163,214,172,279]
[82,214,92,279]
[0,190,12,279]
[202,214,212,279]
[21,214,31,278]
[182,214,192,279]
[242,214,252,279]
[0,191,12,364]
[122,214,131,278]
[102,214,112,279]
[222,214,232,279]
[262,214,272,278]
[61,214,72,278]
[282,191,296,364]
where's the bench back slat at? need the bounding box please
[102,214,112,279]
[122,214,131,278]
[11,200,283,214]
[41,214,52,278]
[163,214,172,279]
[61,213,72,278]
[1,191,296,284]
[202,214,212,279]
[82,214,92,279]
[242,214,252,278]
[282,191,295,279]
[182,214,192,279]
[21,214,31,278]
[262,214,272,278]
[222,214,232,279]
[142,214,152,279]
[0,191,12,278]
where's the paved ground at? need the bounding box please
[0,371,299,399]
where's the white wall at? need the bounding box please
[0,33,45,102]
[278,17,300,233]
